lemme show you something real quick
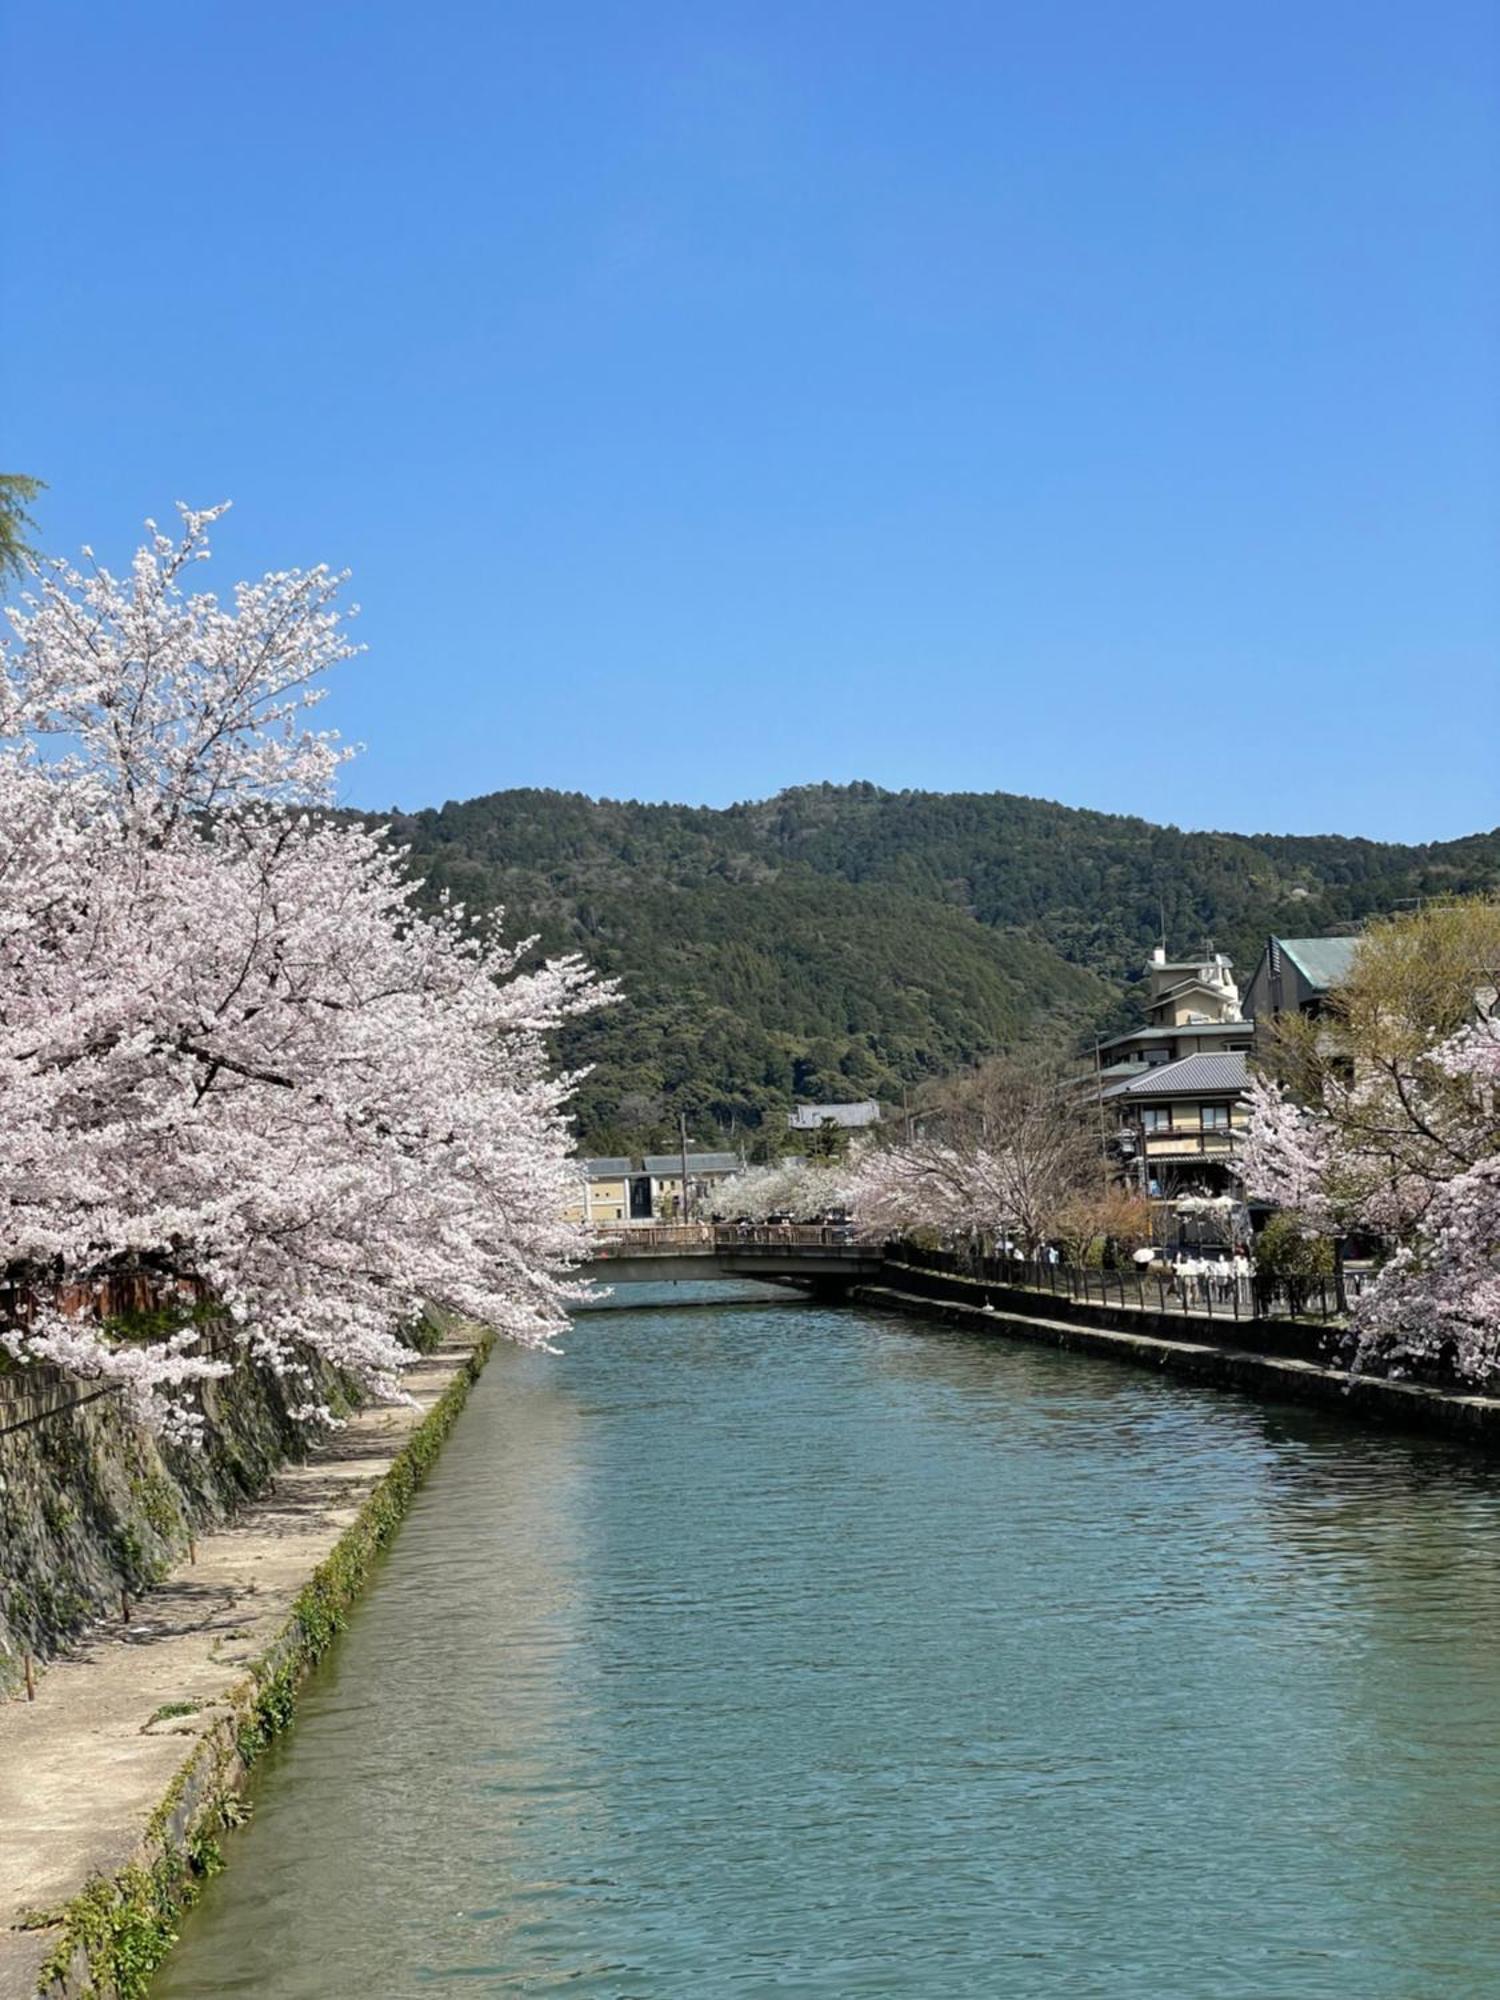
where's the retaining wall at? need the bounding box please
[1,1329,495,2000]
[0,1344,347,1700]
[865,1256,1500,1447]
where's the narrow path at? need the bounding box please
[0,1338,476,2000]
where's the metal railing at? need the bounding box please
[892,1242,1373,1327]
[714,1223,861,1249]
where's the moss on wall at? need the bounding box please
[0,1347,352,1699]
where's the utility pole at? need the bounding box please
[679,1111,691,1225]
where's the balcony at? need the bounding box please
[1141,1126,1242,1162]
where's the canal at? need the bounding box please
[159,1294,1500,1998]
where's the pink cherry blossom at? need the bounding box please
[0,507,605,1432]
[1245,1017,1500,1380]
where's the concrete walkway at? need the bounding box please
[0,1338,476,2000]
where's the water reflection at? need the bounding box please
[160,1302,1500,1999]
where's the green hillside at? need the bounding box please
[386,783,1500,1150]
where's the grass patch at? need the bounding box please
[141,1700,203,1730]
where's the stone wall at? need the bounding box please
[0,1350,345,1698]
[866,1255,1500,1448]
[878,1253,1338,1364]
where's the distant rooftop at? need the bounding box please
[1276,936,1360,990]
[788,1100,882,1130]
[580,1156,632,1178]
[1106,1053,1249,1100]
[642,1152,742,1176]
[1099,1021,1251,1051]
[1156,973,1237,1000]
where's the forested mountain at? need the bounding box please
[386,784,1500,1151]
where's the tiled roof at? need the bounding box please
[1277,936,1359,991]
[581,1157,632,1177]
[642,1152,742,1176]
[1115,1052,1249,1099]
[1156,974,1233,1000]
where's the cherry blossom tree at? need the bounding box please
[840,1052,1095,1252]
[716,1156,852,1222]
[1243,902,1500,1382]
[0,506,604,1434]
[1240,1071,1336,1230]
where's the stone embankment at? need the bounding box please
[0,1327,494,2000]
[860,1253,1500,1446]
[0,1338,342,1701]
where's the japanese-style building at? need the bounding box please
[1095,946,1254,1199]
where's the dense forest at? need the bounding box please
[385,783,1500,1151]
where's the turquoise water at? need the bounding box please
[159,1298,1500,1997]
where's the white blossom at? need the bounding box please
[0,506,606,1432]
[1245,1017,1500,1381]
[716,1156,852,1222]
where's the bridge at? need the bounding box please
[585,1223,884,1289]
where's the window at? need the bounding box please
[1201,1104,1231,1129]
[1140,1106,1171,1132]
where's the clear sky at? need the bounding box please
[3,2,1496,841]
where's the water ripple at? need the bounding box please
[160,1302,1500,1999]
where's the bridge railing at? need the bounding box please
[713,1224,862,1249]
[587,1222,870,1259]
[590,1224,716,1257]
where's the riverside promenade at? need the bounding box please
[0,1330,491,2000]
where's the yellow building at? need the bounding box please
[561,1157,634,1227]
[642,1152,742,1220]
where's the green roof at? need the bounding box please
[1277,936,1359,991]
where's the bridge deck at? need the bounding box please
[586,1224,883,1286]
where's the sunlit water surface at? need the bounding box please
[159,1293,1500,1998]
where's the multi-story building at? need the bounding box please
[1103,1054,1252,1198]
[1095,946,1254,1199]
[1092,935,1367,1203]
[563,1151,746,1224]
[1241,935,1359,1027]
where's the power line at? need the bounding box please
[0,1377,125,1440]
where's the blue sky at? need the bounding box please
[3,2,1495,840]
